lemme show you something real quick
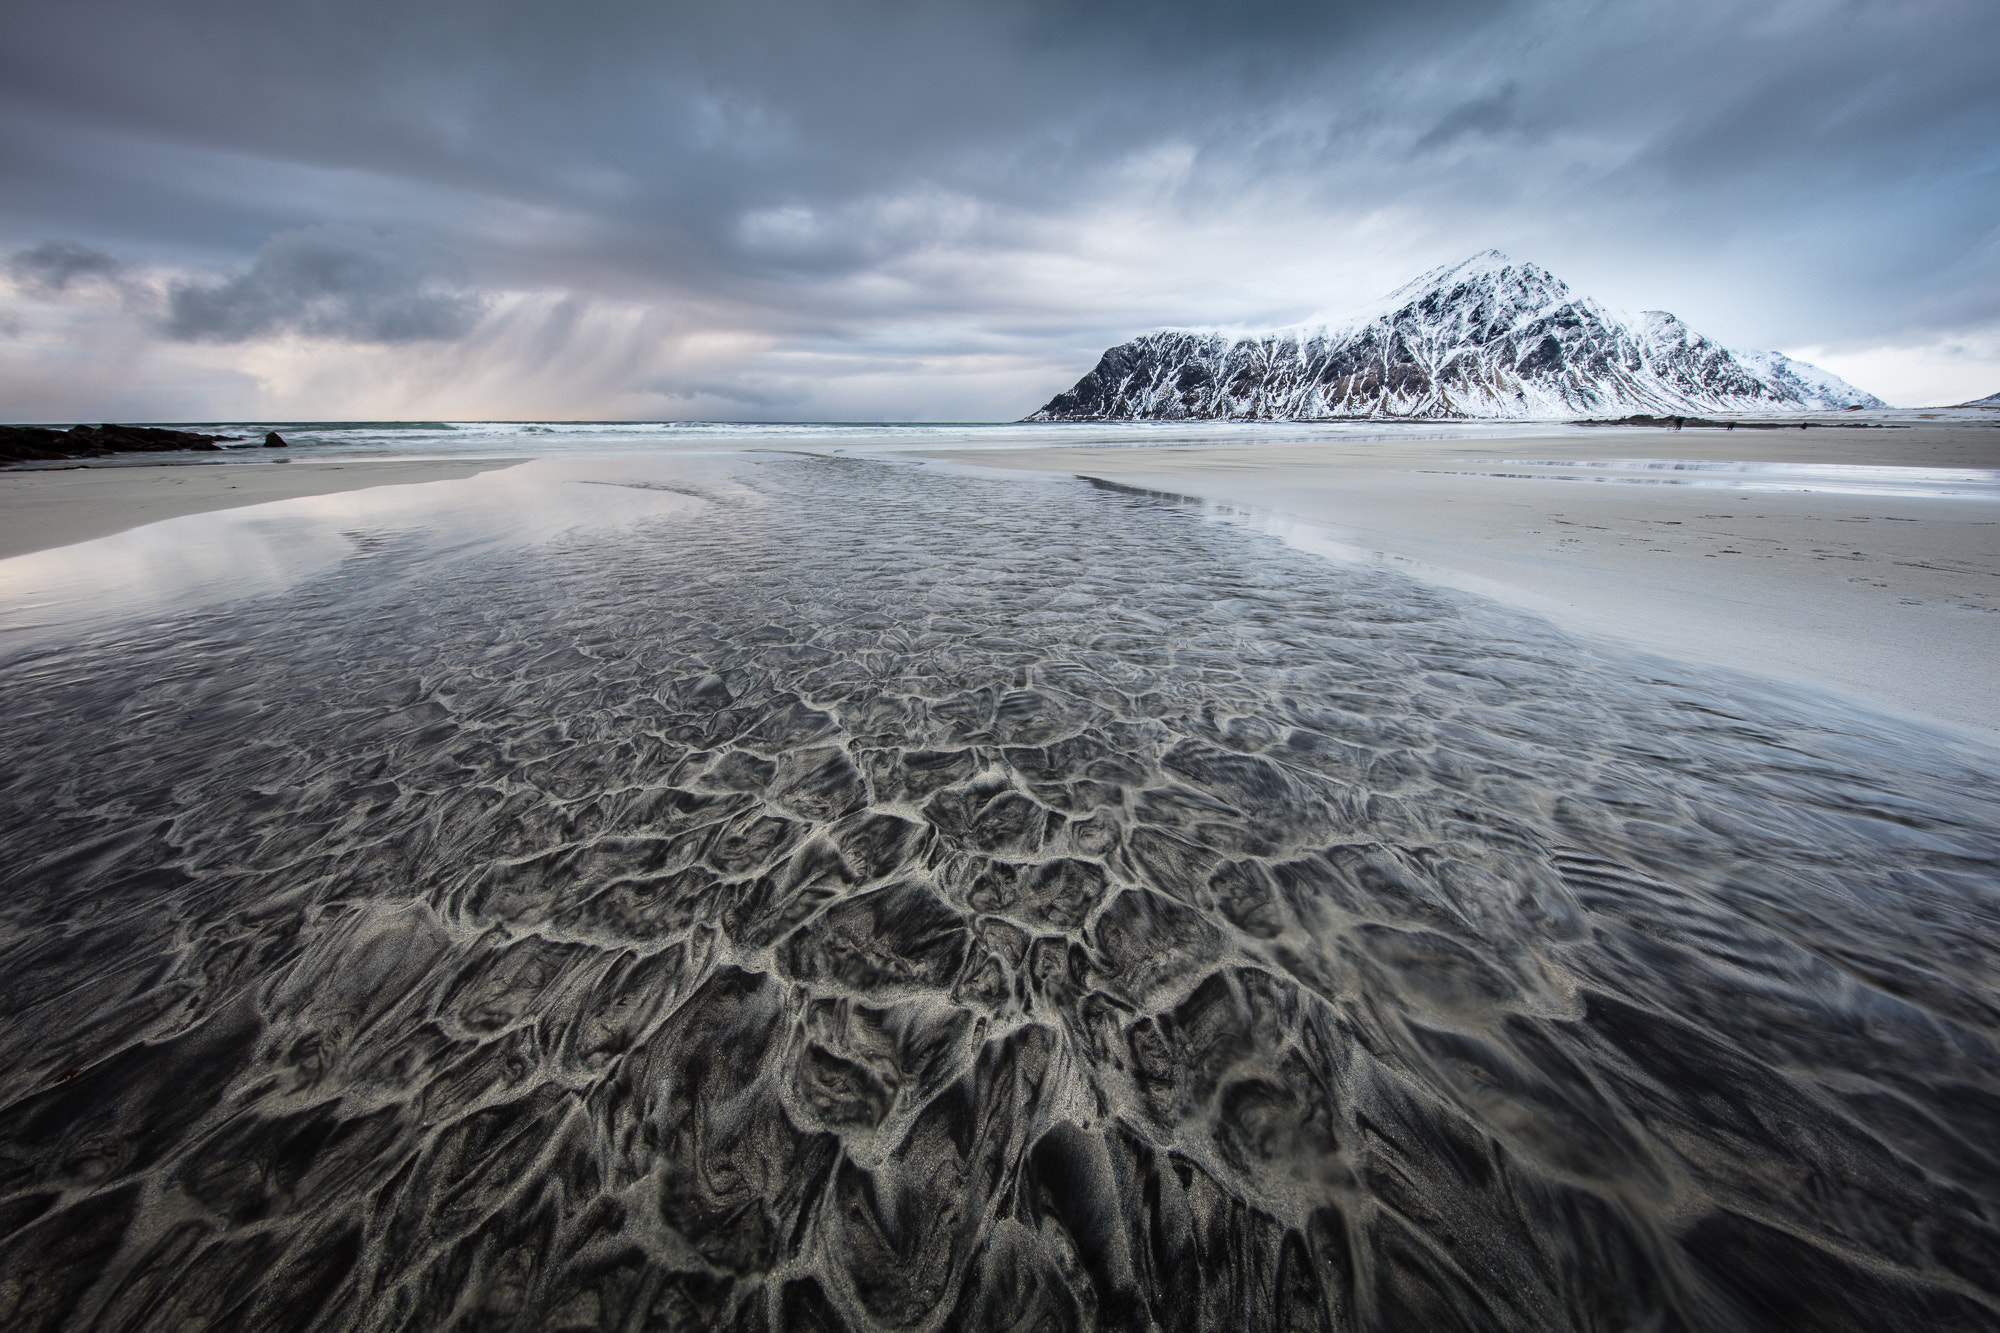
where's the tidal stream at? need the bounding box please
[1,454,1996,1331]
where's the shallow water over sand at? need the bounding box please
[1,454,1998,1331]
[1424,457,2000,500]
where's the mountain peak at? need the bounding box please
[1414,248,1519,284]
[1391,249,1539,293]
[1028,253,1884,421]
[1413,247,1517,277]
[1365,250,1575,330]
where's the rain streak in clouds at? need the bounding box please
[1,0,1998,419]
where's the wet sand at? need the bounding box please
[919,427,2000,735]
[0,457,526,560]
[1,453,1996,1330]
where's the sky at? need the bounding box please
[2,0,1997,422]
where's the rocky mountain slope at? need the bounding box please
[1029,251,1884,420]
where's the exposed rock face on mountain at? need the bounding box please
[1029,251,1885,421]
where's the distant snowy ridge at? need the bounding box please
[1028,251,1885,421]
[1961,390,2000,407]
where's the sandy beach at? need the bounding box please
[921,425,2000,735]
[0,456,525,561]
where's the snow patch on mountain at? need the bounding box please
[1028,251,1886,421]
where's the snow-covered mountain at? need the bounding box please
[1027,251,1885,421]
[1960,390,2000,407]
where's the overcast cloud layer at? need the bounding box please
[2,0,1997,419]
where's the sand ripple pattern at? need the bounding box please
[1,456,1998,1331]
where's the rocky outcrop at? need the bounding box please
[1029,251,1885,421]
[1574,414,1852,429]
[0,424,239,464]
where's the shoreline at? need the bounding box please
[0,456,527,561]
[5,431,1994,736]
[916,426,2000,736]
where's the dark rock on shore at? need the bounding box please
[0,423,240,464]
[1572,414,1832,430]
[1573,414,1736,429]
[264,431,288,448]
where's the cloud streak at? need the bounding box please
[163,227,486,344]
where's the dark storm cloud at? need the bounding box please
[7,240,124,296]
[0,0,1528,272]
[1415,84,1522,153]
[163,226,486,343]
[2,0,1998,413]
[1017,0,1510,67]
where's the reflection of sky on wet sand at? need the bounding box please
[1425,458,2000,500]
[0,510,358,639]
[0,460,719,644]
